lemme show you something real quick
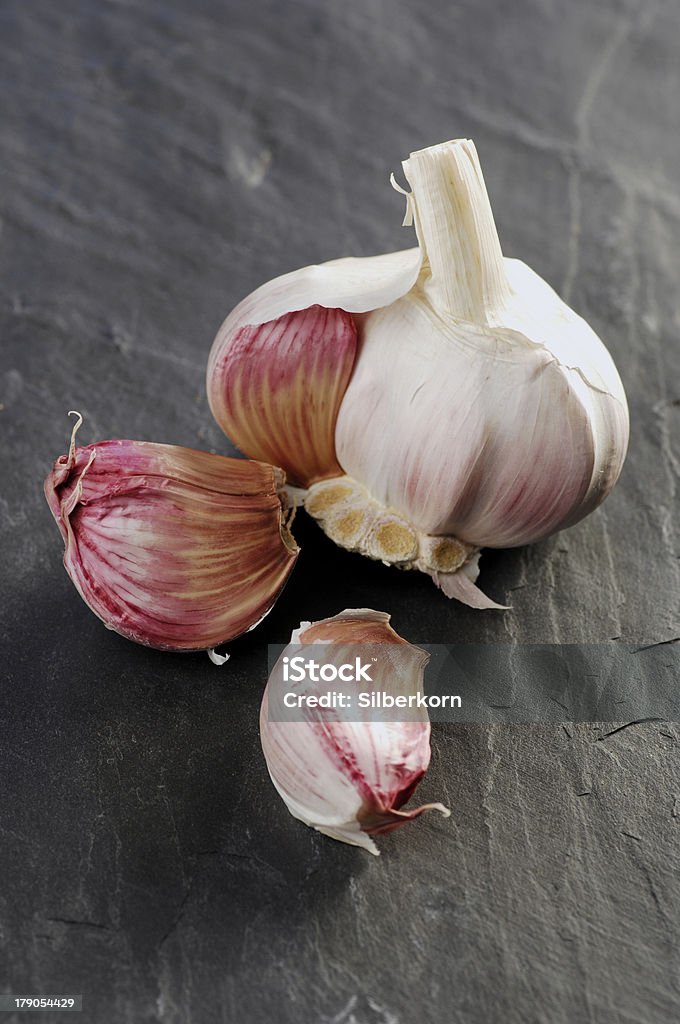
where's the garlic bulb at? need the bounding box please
[44,415,298,651]
[260,609,450,855]
[208,139,629,607]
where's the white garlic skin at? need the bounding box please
[335,266,629,549]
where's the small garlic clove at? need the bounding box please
[208,304,357,487]
[260,609,450,855]
[45,417,298,651]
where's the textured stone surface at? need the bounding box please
[1,0,679,1021]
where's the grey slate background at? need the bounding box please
[1,0,679,1021]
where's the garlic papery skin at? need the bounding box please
[45,417,298,651]
[260,609,450,855]
[207,139,629,606]
[208,304,357,487]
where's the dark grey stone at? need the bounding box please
[1,0,679,1021]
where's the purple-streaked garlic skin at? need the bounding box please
[207,304,357,488]
[260,609,450,855]
[45,438,298,651]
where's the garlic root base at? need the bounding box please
[302,476,507,610]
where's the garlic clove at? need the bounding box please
[207,249,422,491]
[45,415,298,651]
[260,609,450,855]
[208,304,357,487]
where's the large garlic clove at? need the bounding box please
[44,416,298,651]
[206,226,419,499]
[207,249,423,488]
[207,305,357,487]
[260,609,450,855]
